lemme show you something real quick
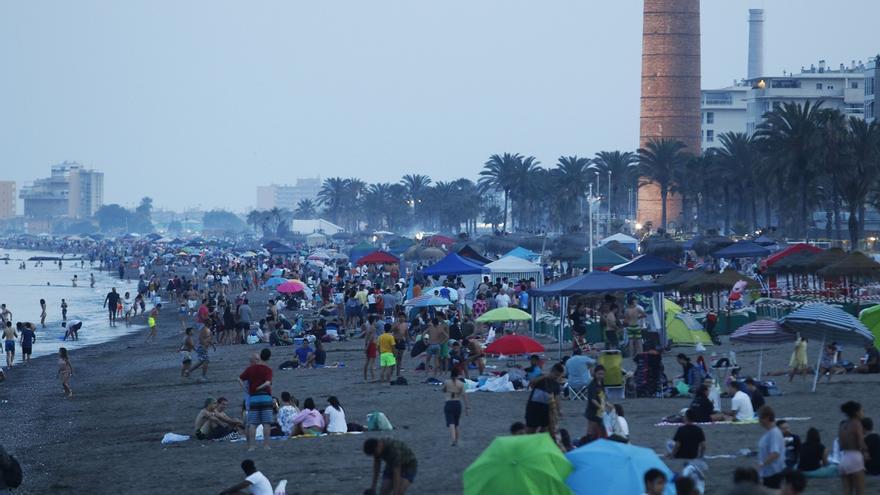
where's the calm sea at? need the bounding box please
[0,249,146,363]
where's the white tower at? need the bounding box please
[747,9,765,80]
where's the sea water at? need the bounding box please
[0,249,147,363]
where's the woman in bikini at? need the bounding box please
[839,400,869,495]
[441,368,470,446]
[57,347,73,398]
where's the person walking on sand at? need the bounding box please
[39,299,47,328]
[90,272,95,289]
[839,401,869,495]
[122,292,133,326]
[145,304,161,343]
[57,347,73,398]
[19,323,35,364]
[61,299,68,324]
[377,324,396,383]
[103,287,120,327]
[788,334,808,382]
[442,368,470,446]
[3,322,17,368]
[239,348,273,451]
[71,274,78,287]
[392,314,408,378]
[363,315,377,382]
[186,324,214,382]
[179,327,195,379]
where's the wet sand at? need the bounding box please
[2,293,880,494]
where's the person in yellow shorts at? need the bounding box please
[377,323,397,383]
[145,303,161,344]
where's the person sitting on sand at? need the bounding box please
[277,392,300,436]
[290,398,325,436]
[711,381,754,422]
[818,343,841,382]
[313,339,327,368]
[324,396,348,434]
[862,417,880,476]
[194,398,234,440]
[294,339,315,368]
[643,468,668,495]
[668,409,705,459]
[218,459,273,495]
[856,342,880,374]
[797,427,829,473]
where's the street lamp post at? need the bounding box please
[588,184,594,272]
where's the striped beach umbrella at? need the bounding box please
[731,319,795,379]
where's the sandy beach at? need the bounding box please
[2,284,880,495]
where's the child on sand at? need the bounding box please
[58,347,73,398]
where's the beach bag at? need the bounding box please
[675,380,690,396]
[1,454,22,488]
[246,334,260,345]
[366,412,393,431]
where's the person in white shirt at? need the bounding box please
[277,392,300,436]
[494,292,510,308]
[324,396,348,434]
[712,382,755,422]
[219,459,273,495]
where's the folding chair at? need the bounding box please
[599,350,625,400]
[564,382,589,401]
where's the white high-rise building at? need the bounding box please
[256,178,321,211]
[20,162,104,219]
[866,56,879,124]
[701,85,749,150]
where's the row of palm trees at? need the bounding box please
[246,101,880,242]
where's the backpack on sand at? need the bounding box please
[366,412,394,431]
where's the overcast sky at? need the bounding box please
[1,0,878,212]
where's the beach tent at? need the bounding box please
[505,246,541,262]
[484,256,544,286]
[356,250,399,266]
[730,319,795,378]
[349,241,376,263]
[464,434,572,495]
[781,303,874,391]
[566,439,675,495]
[530,271,659,297]
[665,300,713,346]
[713,240,771,259]
[572,245,629,271]
[598,232,639,253]
[610,254,680,276]
[457,244,492,265]
[858,304,880,349]
[422,253,486,276]
[305,232,326,247]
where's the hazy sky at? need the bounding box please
[1,1,878,212]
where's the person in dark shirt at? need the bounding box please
[364,437,417,494]
[585,366,606,439]
[19,323,36,364]
[103,288,121,327]
[777,420,801,469]
[745,378,765,410]
[861,417,880,475]
[856,343,880,374]
[669,409,705,459]
[797,427,828,472]
[688,386,714,423]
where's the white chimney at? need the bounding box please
[747,9,765,80]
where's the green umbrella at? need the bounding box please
[476,307,532,323]
[464,434,573,495]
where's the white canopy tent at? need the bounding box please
[484,255,544,287]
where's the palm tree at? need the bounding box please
[715,132,760,234]
[479,153,521,233]
[756,101,826,237]
[510,155,542,230]
[246,210,262,234]
[294,199,317,219]
[317,177,349,225]
[345,179,367,231]
[844,118,880,248]
[362,183,393,229]
[637,138,689,230]
[553,155,591,229]
[400,174,432,226]
[593,151,639,219]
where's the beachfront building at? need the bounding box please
[256,178,321,211]
[19,162,103,219]
[700,85,749,151]
[866,56,879,124]
[290,218,343,235]
[0,181,15,219]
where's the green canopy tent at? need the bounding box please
[571,245,628,271]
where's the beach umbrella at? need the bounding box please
[307,252,330,261]
[780,303,874,391]
[730,319,795,379]
[803,247,846,273]
[476,307,532,323]
[270,268,284,277]
[277,280,307,294]
[403,294,452,308]
[464,434,572,495]
[484,335,544,355]
[262,277,287,288]
[817,251,880,280]
[565,439,674,495]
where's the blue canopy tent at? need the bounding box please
[713,241,771,259]
[505,246,541,262]
[610,254,680,277]
[422,253,487,276]
[530,272,660,356]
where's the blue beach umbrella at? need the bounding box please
[404,294,452,308]
[566,440,675,495]
[270,268,284,277]
[262,277,287,288]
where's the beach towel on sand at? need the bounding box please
[655,417,810,427]
[161,433,190,444]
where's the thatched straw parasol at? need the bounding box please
[817,251,880,280]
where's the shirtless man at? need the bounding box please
[427,318,449,377]
[0,304,12,327]
[194,398,239,440]
[179,327,196,379]
[363,315,377,381]
[3,321,17,368]
[187,325,214,382]
[392,314,408,378]
[603,304,621,350]
[623,298,647,355]
[464,338,485,378]
[839,401,870,495]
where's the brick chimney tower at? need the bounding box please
[637,0,701,230]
